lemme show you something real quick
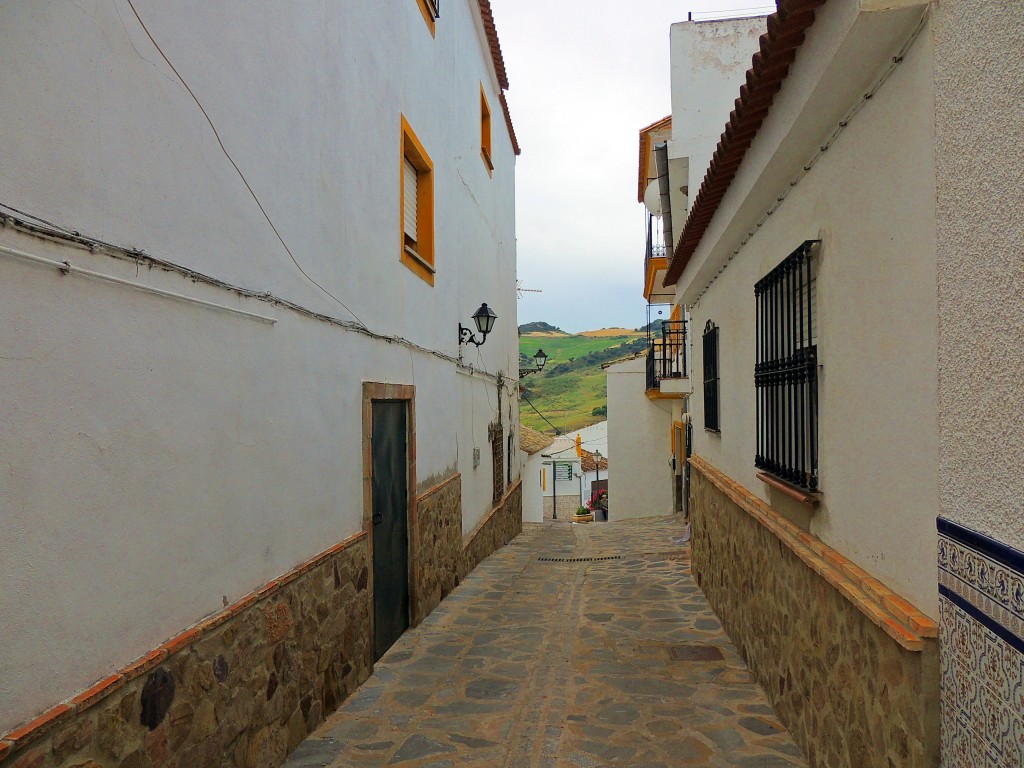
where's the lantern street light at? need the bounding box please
[519,348,547,377]
[459,302,497,347]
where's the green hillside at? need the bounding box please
[519,329,646,434]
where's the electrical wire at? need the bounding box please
[122,0,364,328]
[0,206,502,380]
[519,391,562,435]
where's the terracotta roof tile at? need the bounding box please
[663,0,827,287]
[476,1,520,155]
[580,449,608,473]
[520,425,556,455]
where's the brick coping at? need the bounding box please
[463,479,523,550]
[0,529,368,756]
[415,472,461,502]
[689,455,937,650]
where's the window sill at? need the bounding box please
[756,471,821,505]
[401,246,435,285]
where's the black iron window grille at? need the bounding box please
[423,0,440,19]
[645,317,688,390]
[703,320,720,432]
[754,240,820,492]
[489,422,504,503]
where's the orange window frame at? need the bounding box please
[400,115,435,286]
[480,86,494,175]
[415,0,438,37]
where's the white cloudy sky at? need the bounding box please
[489,1,774,333]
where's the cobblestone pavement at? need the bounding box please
[284,516,807,768]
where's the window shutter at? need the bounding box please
[403,159,418,241]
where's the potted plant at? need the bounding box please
[574,505,593,523]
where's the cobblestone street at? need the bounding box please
[284,517,806,768]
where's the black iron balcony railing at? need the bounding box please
[644,219,671,285]
[645,319,687,390]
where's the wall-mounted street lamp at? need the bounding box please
[519,349,547,377]
[459,302,497,347]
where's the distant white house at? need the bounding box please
[520,425,555,523]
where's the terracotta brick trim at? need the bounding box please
[463,479,523,550]
[415,472,461,502]
[0,529,367,756]
[689,455,937,649]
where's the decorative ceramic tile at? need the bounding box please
[938,519,1024,768]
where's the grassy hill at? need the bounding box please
[519,327,646,434]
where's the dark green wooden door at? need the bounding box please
[371,401,409,661]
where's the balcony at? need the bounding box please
[643,223,675,304]
[645,319,688,397]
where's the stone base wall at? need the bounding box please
[462,481,523,579]
[542,494,579,520]
[0,534,372,768]
[689,457,940,768]
[412,474,463,625]
[1,481,524,768]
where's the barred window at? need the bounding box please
[754,240,819,492]
[702,320,720,432]
[489,423,504,503]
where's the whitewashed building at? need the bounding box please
[0,2,522,766]
[520,425,555,523]
[613,16,765,524]
[663,1,1024,766]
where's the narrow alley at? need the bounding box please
[284,518,805,768]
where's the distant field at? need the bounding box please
[578,328,638,337]
[519,331,646,434]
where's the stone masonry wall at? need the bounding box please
[412,474,463,625]
[689,458,940,768]
[0,534,372,768]
[542,494,579,521]
[461,481,522,580]
[1,482,524,768]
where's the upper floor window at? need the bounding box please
[754,240,819,492]
[415,0,440,36]
[480,86,494,174]
[703,320,720,433]
[400,116,435,285]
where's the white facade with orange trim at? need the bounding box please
[0,0,519,734]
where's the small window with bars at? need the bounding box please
[702,320,720,433]
[754,240,819,492]
[489,422,504,503]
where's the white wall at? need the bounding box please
[521,450,546,523]
[933,0,1024,550]
[681,4,938,615]
[669,16,766,218]
[560,421,609,459]
[0,0,517,731]
[606,358,674,520]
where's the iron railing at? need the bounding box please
[643,212,671,285]
[645,319,687,390]
[754,240,820,492]
[424,0,440,19]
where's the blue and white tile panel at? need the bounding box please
[938,518,1024,768]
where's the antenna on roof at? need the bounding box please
[516,280,543,299]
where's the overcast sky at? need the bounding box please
[489,1,774,333]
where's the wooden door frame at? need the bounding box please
[362,382,418,664]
